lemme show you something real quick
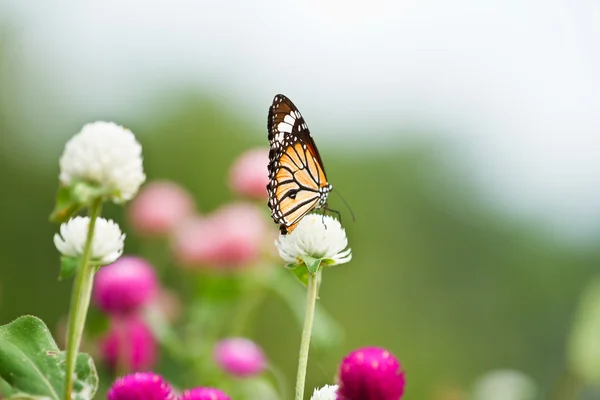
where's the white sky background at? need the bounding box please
[2,0,600,240]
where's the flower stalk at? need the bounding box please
[63,199,102,400]
[295,268,321,400]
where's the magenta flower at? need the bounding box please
[179,387,231,400]
[337,347,405,400]
[229,148,270,200]
[128,180,195,236]
[107,372,174,400]
[213,337,267,377]
[171,203,268,269]
[93,256,158,315]
[100,316,157,372]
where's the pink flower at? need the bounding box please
[213,337,267,377]
[128,180,195,236]
[337,347,405,400]
[100,317,157,372]
[229,148,269,200]
[171,203,268,270]
[179,387,231,400]
[108,372,174,400]
[93,256,158,315]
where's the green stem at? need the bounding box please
[295,269,321,400]
[63,199,102,400]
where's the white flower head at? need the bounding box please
[59,121,146,203]
[276,215,351,266]
[310,384,339,400]
[54,216,125,265]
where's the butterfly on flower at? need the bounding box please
[266,94,333,235]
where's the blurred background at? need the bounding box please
[1,1,600,399]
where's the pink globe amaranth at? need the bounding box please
[128,180,195,236]
[171,203,268,270]
[337,347,405,400]
[214,337,267,377]
[179,387,231,400]
[93,256,158,315]
[229,148,270,200]
[108,372,174,400]
[100,316,157,372]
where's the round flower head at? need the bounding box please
[337,347,405,400]
[213,337,267,377]
[93,256,158,315]
[172,203,268,269]
[128,180,195,236]
[229,148,270,199]
[59,121,145,203]
[472,370,537,400]
[276,215,351,266]
[100,316,157,372]
[179,387,231,400]
[311,384,339,400]
[54,216,125,265]
[107,372,174,400]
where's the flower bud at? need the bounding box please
[108,372,174,400]
[337,347,405,400]
[213,337,267,377]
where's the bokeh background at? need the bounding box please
[1,1,600,399]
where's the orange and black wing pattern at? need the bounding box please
[267,94,332,234]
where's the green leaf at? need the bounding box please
[286,264,309,287]
[0,316,98,400]
[58,256,79,281]
[49,185,84,223]
[301,256,322,274]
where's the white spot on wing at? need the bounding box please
[277,122,292,133]
[284,114,296,125]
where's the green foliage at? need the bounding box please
[58,256,79,281]
[568,277,600,385]
[0,316,98,400]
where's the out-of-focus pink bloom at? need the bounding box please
[93,256,158,315]
[337,347,405,400]
[179,387,231,400]
[229,148,269,200]
[213,337,267,377]
[107,372,174,400]
[171,203,269,270]
[128,180,195,236]
[100,317,157,372]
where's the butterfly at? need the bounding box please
[267,94,333,235]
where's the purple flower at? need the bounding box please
[100,316,157,372]
[107,372,174,400]
[213,337,267,377]
[93,256,158,315]
[337,347,405,400]
[179,387,231,400]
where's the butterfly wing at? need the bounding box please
[267,94,330,234]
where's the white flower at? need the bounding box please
[59,121,146,202]
[54,216,125,265]
[310,384,339,400]
[472,370,537,400]
[276,215,352,266]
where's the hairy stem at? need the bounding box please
[63,199,102,400]
[295,269,321,400]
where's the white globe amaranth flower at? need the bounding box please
[59,121,146,202]
[310,384,339,400]
[276,215,351,266]
[54,216,125,265]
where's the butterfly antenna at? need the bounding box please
[332,188,356,222]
